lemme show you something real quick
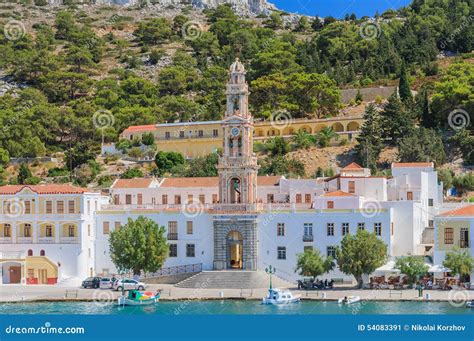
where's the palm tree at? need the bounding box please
[291,130,313,150]
[316,127,339,147]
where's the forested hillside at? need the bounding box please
[0,0,472,191]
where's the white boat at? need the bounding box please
[338,296,361,305]
[262,288,301,305]
[117,290,160,306]
[466,300,474,308]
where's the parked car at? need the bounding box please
[113,278,146,291]
[99,277,113,289]
[82,277,101,289]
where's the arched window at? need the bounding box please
[27,249,33,256]
[40,250,45,256]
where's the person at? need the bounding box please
[324,279,328,287]
[343,296,348,304]
[111,275,117,286]
[155,289,162,297]
[328,279,334,288]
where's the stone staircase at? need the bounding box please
[175,270,295,289]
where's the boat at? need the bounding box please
[466,300,474,308]
[338,296,361,305]
[262,288,301,305]
[117,290,160,306]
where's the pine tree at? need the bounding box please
[380,92,415,144]
[17,164,32,185]
[416,87,434,128]
[355,104,383,172]
[398,61,412,102]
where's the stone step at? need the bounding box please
[175,270,295,289]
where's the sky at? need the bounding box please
[271,0,412,18]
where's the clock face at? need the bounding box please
[231,127,240,137]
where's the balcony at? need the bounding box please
[460,240,470,248]
[0,237,12,243]
[17,237,33,243]
[303,234,314,242]
[38,236,55,244]
[60,237,79,244]
[167,233,178,240]
[0,251,26,259]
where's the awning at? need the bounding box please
[428,264,450,273]
[374,261,401,274]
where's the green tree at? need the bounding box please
[355,104,383,171]
[155,151,185,176]
[437,169,454,192]
[295,249,335,281]
[316,127,338,147]
[109,216,168,276]
[0,148,10,166]
[17,163,32,185]
[452,173,474,196]
[449,129,474,166]
[398,61,412,102]
[291,130,313,150]
[266,137,290,157]
[443,248,474,282]
[397,128,446,166]
[177,153,219,177]
[141,132,155,146]
[395,256,429,287]
[121,168,144,179]
[355,89,363,104]
[134,18,172,45]
[380,92,414,144]
[336,229,388,288]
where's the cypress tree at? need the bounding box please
[398,61,412,102]
[355,104,383,172]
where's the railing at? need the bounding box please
[38,237,55,244]
[0,251,26,259]
[303,235,314,242]
[60,237,79,244]
[0,237,12,243]
[460,240,470,248]
[144,263,202,278]
[167,233,178,240]
[17,237,33,243]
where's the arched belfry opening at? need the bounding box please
[229,177,241,204]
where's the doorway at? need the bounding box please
[9,266,21,284]
[227,231,243,269]
[38,269,47,284]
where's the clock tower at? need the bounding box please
[217,58,259,205]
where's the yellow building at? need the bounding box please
[119,116,363,158]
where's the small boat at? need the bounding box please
[466,300,474,308]
[118,290,160,306]
[262,288,301,305]
[338,296,361,305]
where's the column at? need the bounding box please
[55,223,60,244]
[32,222,38,244]
[12,223,17,243]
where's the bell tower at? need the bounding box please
[217,58,259,206]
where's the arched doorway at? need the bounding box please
[229,177,241,204]
[227,231,243,269]
[1,261,23,284]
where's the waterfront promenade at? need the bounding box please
[0,284,472,303]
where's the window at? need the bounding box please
[348,181,355,194]
[267,194,274,203]
[115,222,121,231]
[27,249,33,256]
[186,221,193,235]
[174,195,181,205]
[137,194,142,205]
[40,250,45,256]
[460,228,469,248]
[162,195,168,205]
[277,223,285,236]
[374,223,382,236]
[179,131,185,139]
[357,222,365,231]
[429,220,434,228]
[68,225,75,237]
[304,223,313,236]
[327,201,334,209]
[165,132,170,139]
[168,221,178,240]
[24,224,31,237]
[57,201,64,214]
[213,129,219,137]
[169,244,177,257]
[305,194,311,204]
[198,130,203,137]
[327,223,334,236]
[407,192,413,200]
[88,224,91,237]
[4,224,11,237]
[199,195,205,204]
[295,194,302,203]
[327,246,336,258]
[212,194,218,203]
[428,198,434,207]
[45,225,53,237]
[187,194,193,203]
[24,201,30,214]
[277,247,286,260]
[103,222,110,235]
[68,200,75,214]
[87,201,90,215]
[126,195,132,205]
[342,223,349,236]
[46,201,52,214]
[444,227,453,244]
[113,195,120,205]
[186,244,195,257]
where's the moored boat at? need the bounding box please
[262,288,301,305]
[338,296,361,305]
[118,290,160,306]
[466,300,474,308]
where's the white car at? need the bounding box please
[113,278,146,291]
[99,277,113,289]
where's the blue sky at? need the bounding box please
[271,0,412,18]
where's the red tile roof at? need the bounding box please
[439,205,474,217]
[342,162,363,170]
[392,162,434,168]
[0,184,91,195]
[322,190,356,197]
[160,176,282,188]
[257,176,282,186]
[122,125,157,134]
[112,178,156,189]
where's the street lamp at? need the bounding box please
[265,265,276,290]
